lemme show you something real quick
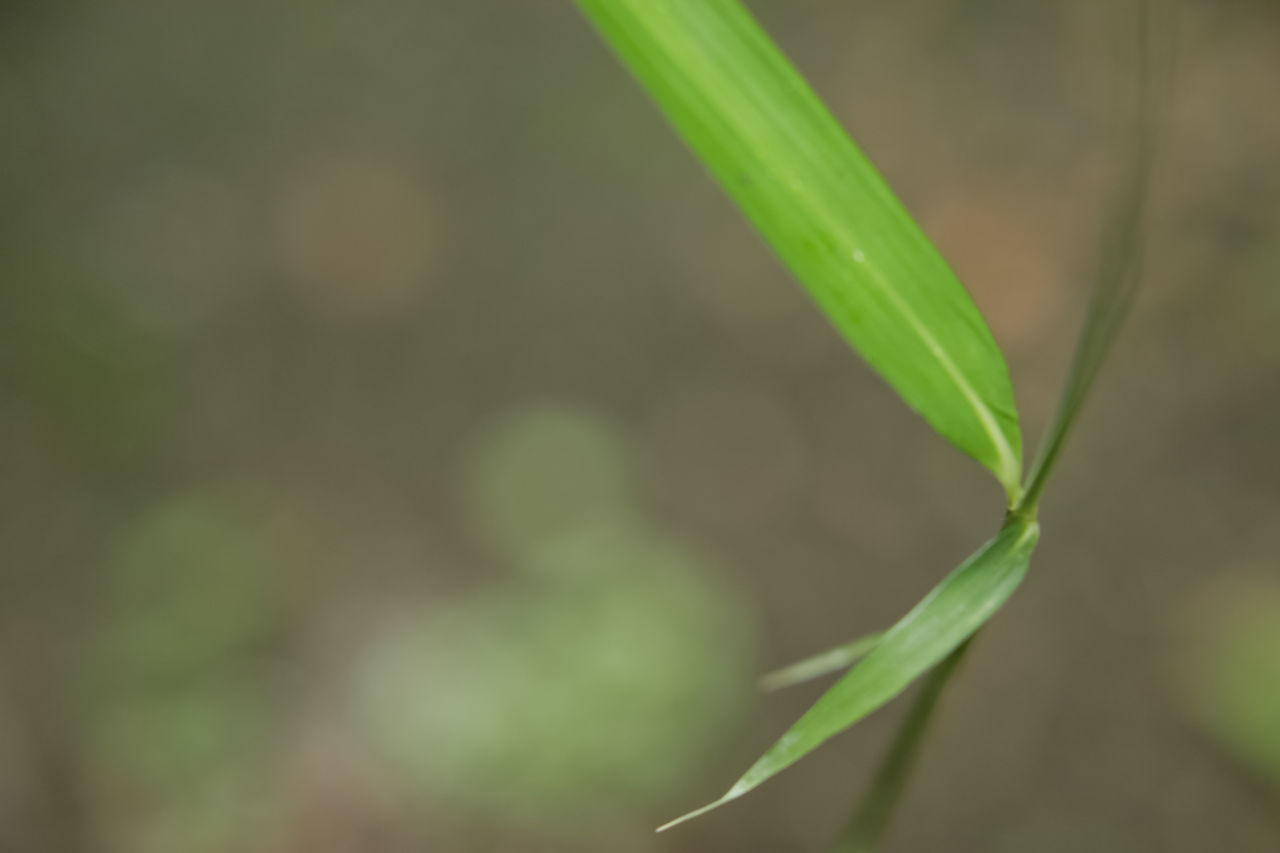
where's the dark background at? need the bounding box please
[2,1,1278,851]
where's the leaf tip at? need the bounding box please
[757,672,788,693]
[655,792,738,832]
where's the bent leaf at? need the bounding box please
[576,0,1023,497]
[759,632,882,692]
[659,518,1039,831]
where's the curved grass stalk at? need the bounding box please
[578,0,1174,844]
[1015,0,1176,518]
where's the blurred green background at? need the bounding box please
[2,2,1278,851]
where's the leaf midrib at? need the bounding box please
[662,13,1020,489]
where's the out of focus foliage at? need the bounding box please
[354,407,752,819]
[1175,576,1280,787]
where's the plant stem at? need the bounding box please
[829,637,976,853]
[1016,0,1173,518]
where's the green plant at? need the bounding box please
[576,0,1170,848]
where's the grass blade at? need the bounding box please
[576,0,1024,498]
[658,518,1039,831]
[759,632,883,692]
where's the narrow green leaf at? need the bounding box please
[759,632,882,692]
[658,518,1038,831]
[576,0,1023,497]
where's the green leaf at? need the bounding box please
[576,0,1023,497]
[759,632,882,692]
[658,518,1039,831]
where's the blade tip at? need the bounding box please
[655,798,729,832]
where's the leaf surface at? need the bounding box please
[659,518,1039,830]
[577,0,1023,494]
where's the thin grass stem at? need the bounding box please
[1016,0,1175,518]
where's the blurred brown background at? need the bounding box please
[2,1,1278,851]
